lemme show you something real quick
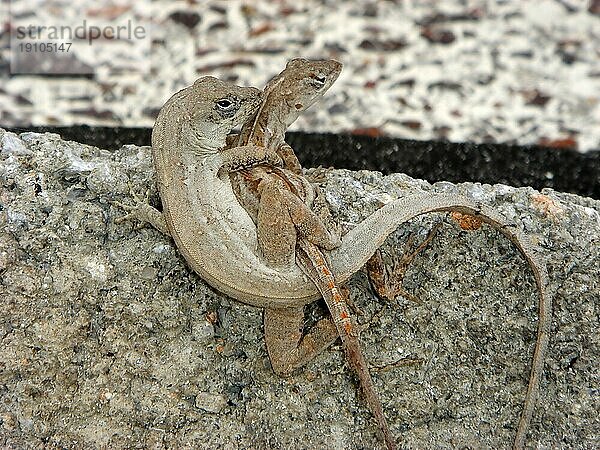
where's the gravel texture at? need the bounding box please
[0,129,598,448]
[1,0,599,152]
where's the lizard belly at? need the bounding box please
[164,156,321,308]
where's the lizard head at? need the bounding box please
[185,76,263,149]
[266,58,342,124]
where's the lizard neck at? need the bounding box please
[184,122,227,155]
[241,79,296,149]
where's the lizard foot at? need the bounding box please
[112,183,169,235]
[112,184,151,224]
[365,222,442,303]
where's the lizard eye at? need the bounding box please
[214,97,240,118]
[311,74,326,89]
[216,98,234,109]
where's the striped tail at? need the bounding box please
[297,239,397,450]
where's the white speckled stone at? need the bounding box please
[1,1,599,152]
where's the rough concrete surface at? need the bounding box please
[0,129,598,449]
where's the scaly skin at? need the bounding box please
[230,58,344,266]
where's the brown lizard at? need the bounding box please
[226,58,396,448]
[116,72,552,450]
[229,58,343,267]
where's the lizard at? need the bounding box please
[228,58,344,267]
[226,58,396,448]
[115,70,552,450]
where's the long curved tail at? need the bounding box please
[330,192,551,449]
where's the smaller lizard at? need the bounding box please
[228,58,396,449]
[230,58,343,266]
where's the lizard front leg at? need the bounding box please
[218,144,282,173]
[264,306,339,376]
[113,185,170,235]
[276,141,303,175]
[226,133,290,172]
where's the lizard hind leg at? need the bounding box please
[285,187,341,251]
[112,184,170,236]
[365,223,441,303]
[256,178,341,267]
[256,180,298,267]
[263,306,339,376]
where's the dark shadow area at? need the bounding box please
[5,125,599,199]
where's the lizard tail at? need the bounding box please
[331,192,551,449]
[297,240,397,450]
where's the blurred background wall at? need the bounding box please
[1,0,599,152]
